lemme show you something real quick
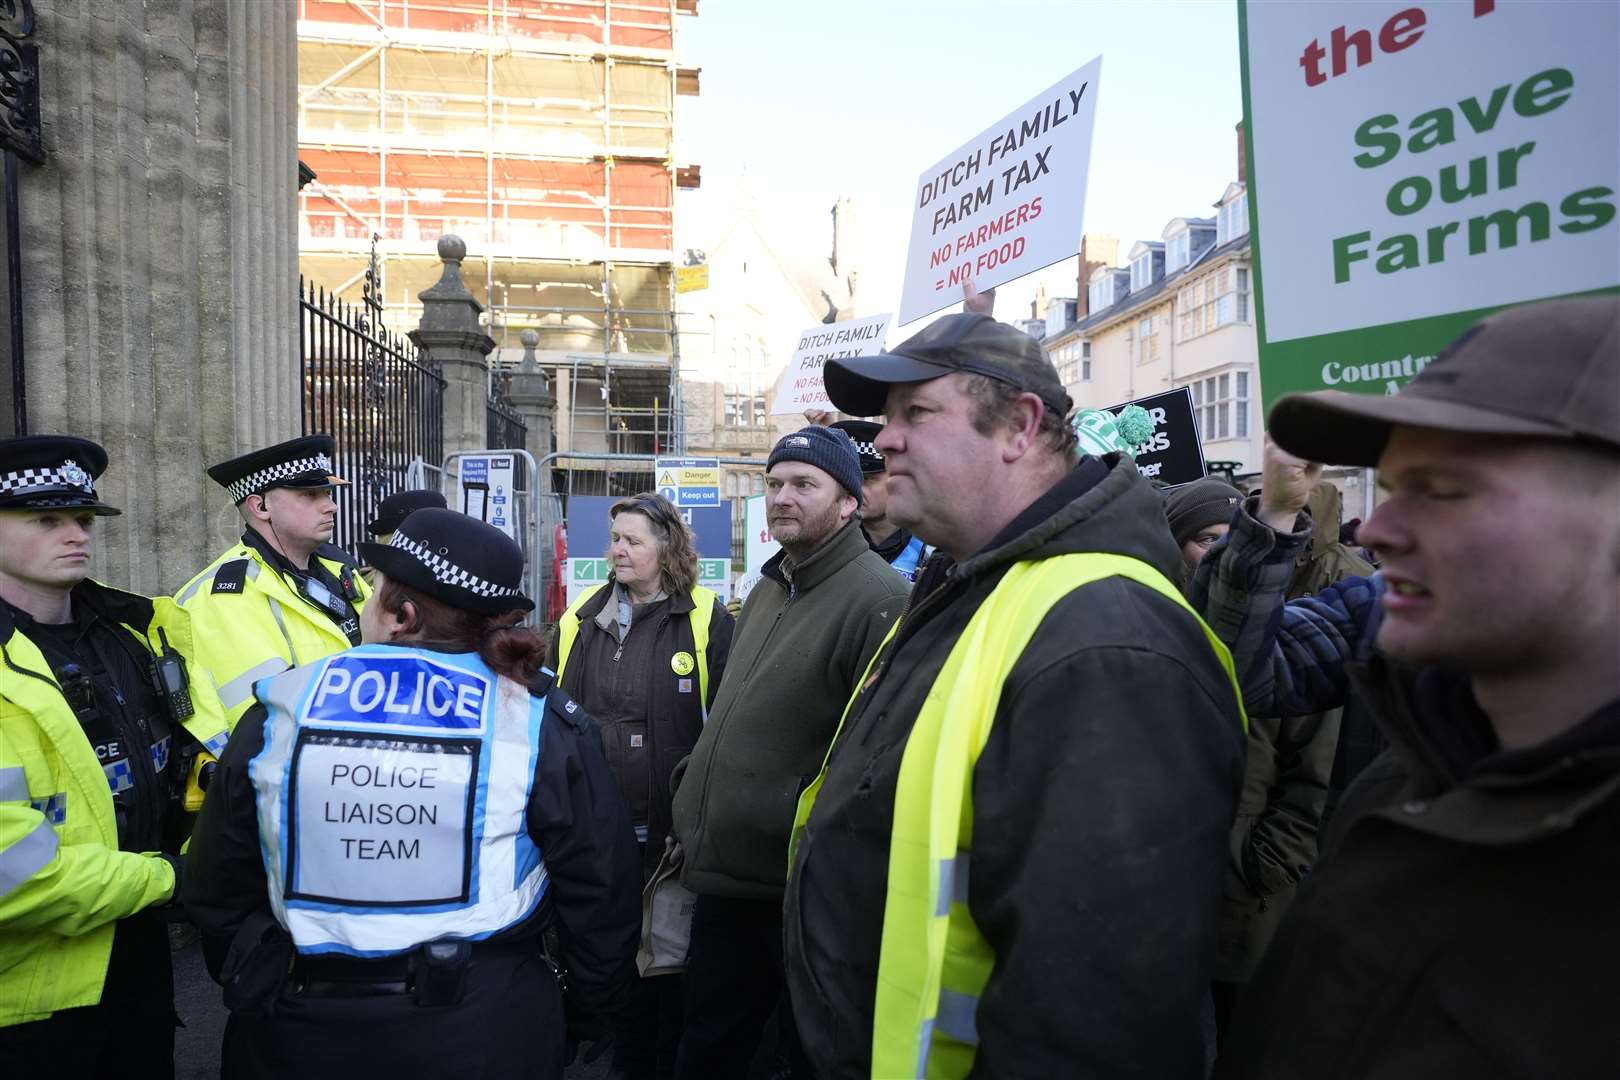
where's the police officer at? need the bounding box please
[175,435,370,731]
[185,508,641,1080]
[0,436,228,1076]
[365,489,447,546]
[361,489,448,585]
[828,420,929,581]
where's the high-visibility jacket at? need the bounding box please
[554,583,717,716]
[249,645,550,956]
[175,540,370,731]
[0,584,228,1026]
[792,553,1247,1079]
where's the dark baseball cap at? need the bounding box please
[1270,295,1619,466]
[824,313,1072,418]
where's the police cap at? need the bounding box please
[358,507,533,615]
[207,434,348,505]
[367,489,448,536]
[0,435,121,516]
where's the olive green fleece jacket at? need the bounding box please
[671,520,906,899]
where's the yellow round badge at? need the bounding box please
[671,651,695,676]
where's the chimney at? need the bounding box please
[1236,120,1247,185]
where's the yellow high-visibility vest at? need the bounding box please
[792,552,1246,1079]
[556,583,716,713]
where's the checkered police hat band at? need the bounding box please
[851,440,880,460]
[388,529,522,600]
[0,461,96,498]
[227,454,333,503]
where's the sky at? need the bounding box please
[674,0,1246,334]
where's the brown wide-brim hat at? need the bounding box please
[1270,295,1620,466]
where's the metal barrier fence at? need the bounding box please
[536,451,771,624]
[301,274,444,553]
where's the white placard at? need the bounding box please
[770,314,893,416]
[1244,1,1618,343]
[292,739,474,904]
[898,56,1102,326]
[734,494,778,603]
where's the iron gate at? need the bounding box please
[300,267,445,552]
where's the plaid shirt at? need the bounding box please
[1188,496,1384,719]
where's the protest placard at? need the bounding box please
[897,56,1102,326]
[770,313,892,416]
[1102,388,1207,486]
[1240,0,1618,410]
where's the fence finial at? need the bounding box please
[422,233,476,305]
[519,329,540,374]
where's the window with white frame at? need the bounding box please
[1217,189,1249,245]
[1166,229,1191,274]
[1088,275,1113,313]
[1177,264,1250,340]
[1053,339,1093,385]
[1137,315,1160,364]
[1191,370,1251,441]
[1130,252,1153,292]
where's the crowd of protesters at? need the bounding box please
[1,291,1615,1080]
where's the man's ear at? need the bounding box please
[1001,393,1044,462]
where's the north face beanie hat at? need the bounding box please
[767,426,865,504]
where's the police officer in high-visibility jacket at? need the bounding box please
[175,435,370,731]
[0,436,228,1076]
[184,508,641,1080]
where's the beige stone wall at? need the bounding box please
[23,0,298,594]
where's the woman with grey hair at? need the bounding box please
[553,491,734,1080]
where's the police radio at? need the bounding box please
[149,628,194,723]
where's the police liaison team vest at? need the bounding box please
[791,553,1248,1080]
[250,645,549,957]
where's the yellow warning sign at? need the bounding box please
[658,471,675,486]
[675,264,709,293]
[679,468,719,487]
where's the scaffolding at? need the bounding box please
[296,0,699,461]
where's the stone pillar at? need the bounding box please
[19,0,299,594]
[411,235,495,458]
[505,329,557,494]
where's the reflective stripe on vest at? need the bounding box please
[792,553,1247,1079]
[556,584,717,719]
[249,644,549,957]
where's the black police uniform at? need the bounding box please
[183,509,642,1080]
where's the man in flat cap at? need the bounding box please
[828,419,929,581]
[174,435,371,732]
[1193,295,1620,1077]
[783,313,1246,1077]
[0,435,227,1075]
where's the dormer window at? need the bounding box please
[1130,252,1153,292]
[1088,267,1115,313]
[1166,228,1191,274]
[1217,186,1249,245]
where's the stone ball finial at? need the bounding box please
[436,234,467,263]
[520,329,539,347]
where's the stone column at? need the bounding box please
[20,0,298,594]
[505,329,557,494]
[411,235,495,458]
